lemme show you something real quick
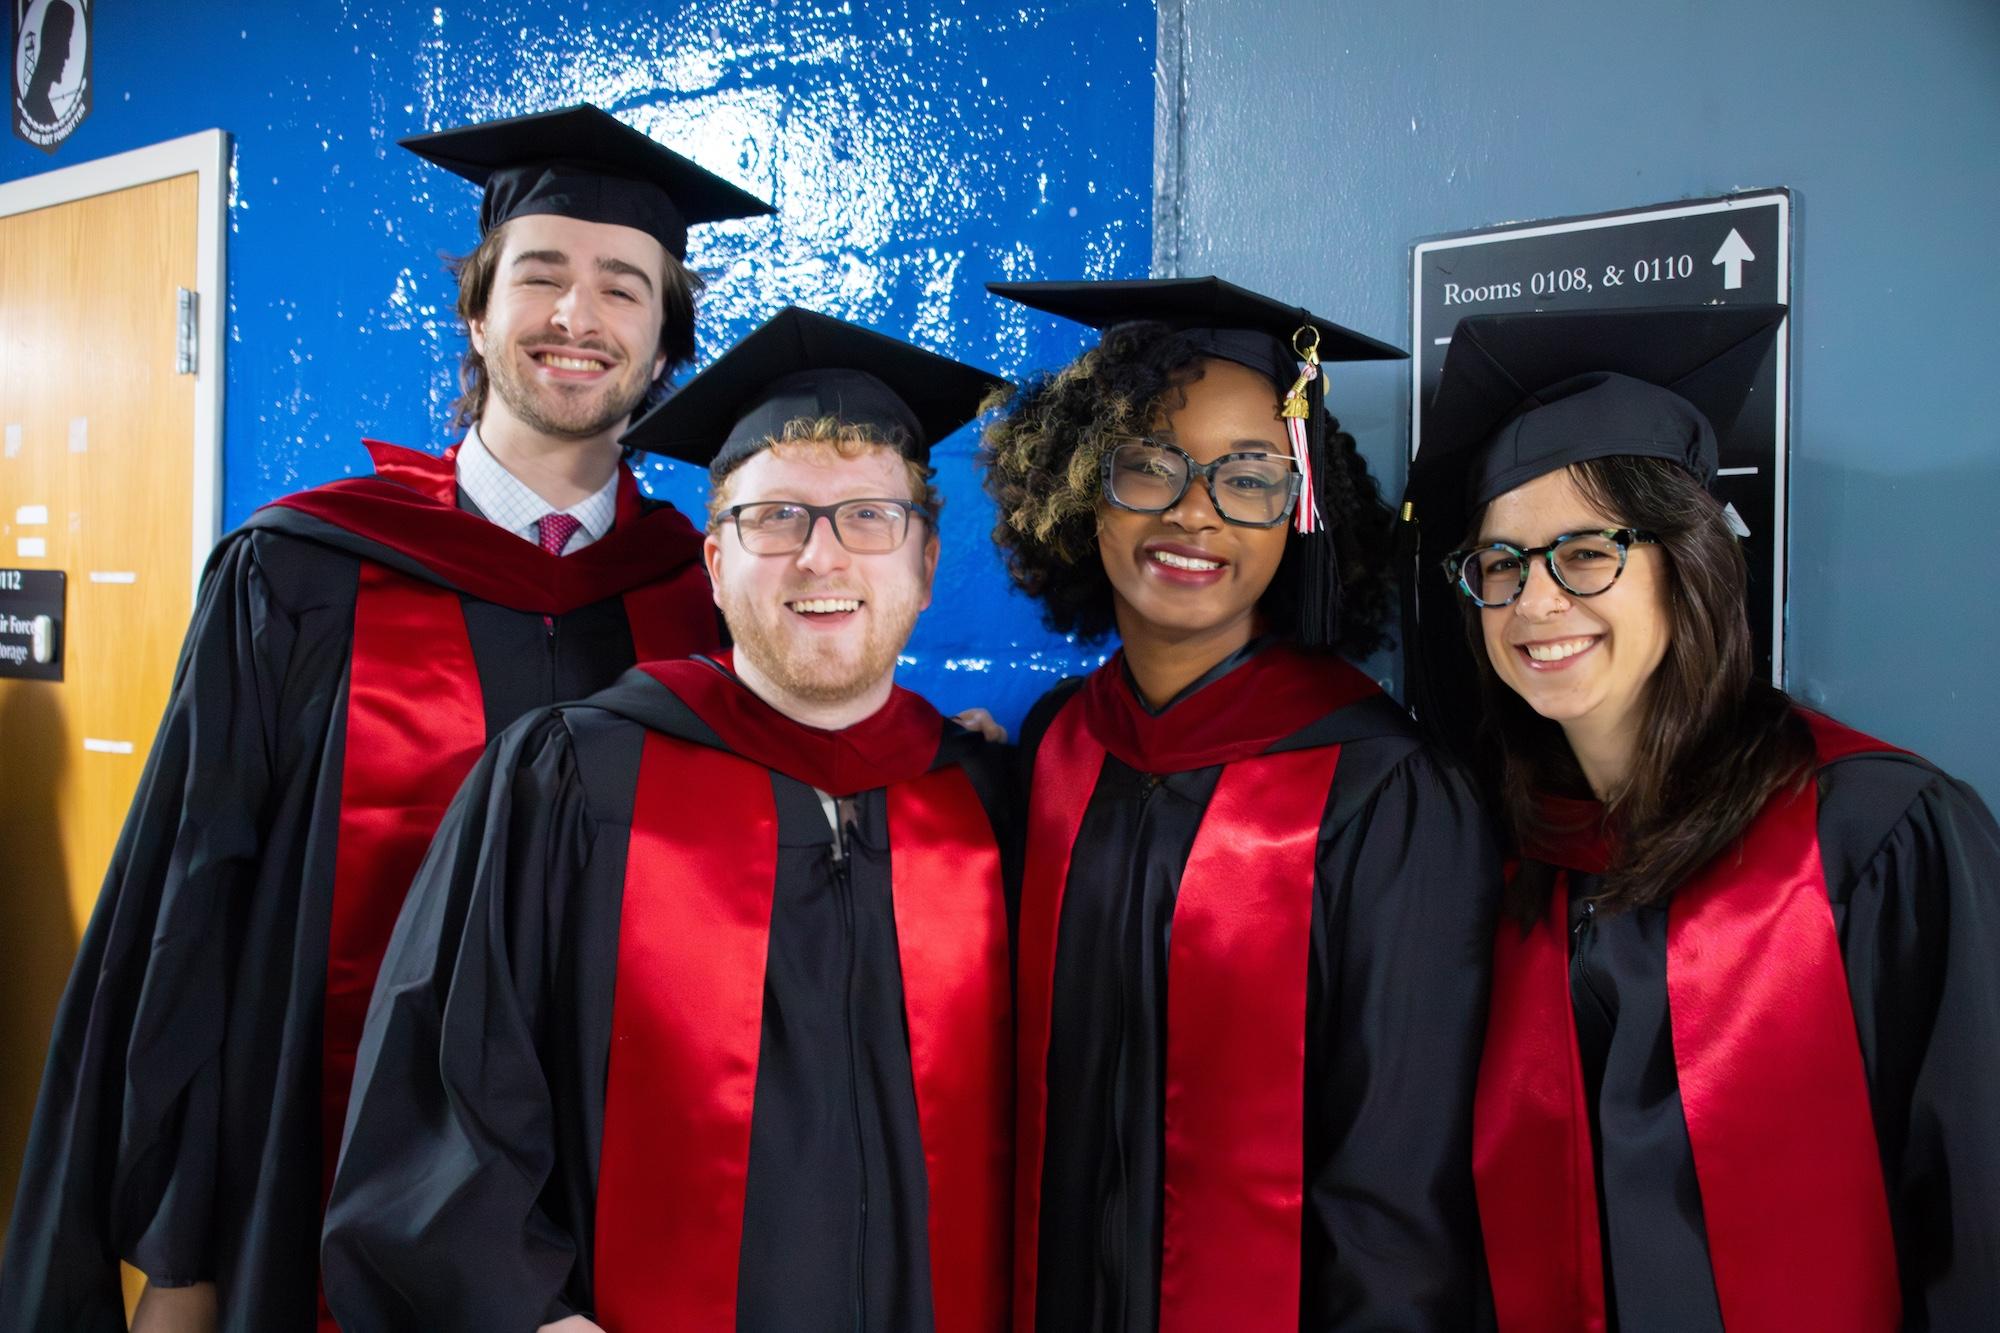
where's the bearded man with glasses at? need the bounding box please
[322,308,1017,1333]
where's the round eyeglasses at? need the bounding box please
[1443,528,1660,608]
[1100,438,1302,528]
[720,499,928,555]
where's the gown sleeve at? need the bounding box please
[0,533,295,1330]
[320,710,595,1333]
[1826,757,2000,1329]
[1305,741,1501,1331]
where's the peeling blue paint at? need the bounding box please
[0,0,1154,727]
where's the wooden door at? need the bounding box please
[0,173,200,1282]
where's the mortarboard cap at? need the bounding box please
[400,104,772,260]
[620,306,1011,469]
[1399,303,1787,751]
[1406,303,1787,575]
[988,275,1406,384]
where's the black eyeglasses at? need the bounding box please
[1100,438,1302,528]
[718,499,929,555]
[1444,528,1660,607]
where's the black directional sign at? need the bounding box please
[1411,190,1791,681]
[0,568,64,681]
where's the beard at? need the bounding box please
[486,338,654,440]
[719,576,924,708]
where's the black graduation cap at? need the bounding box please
[400,104,772,259]
[1412,303,1788,528]
[988,276,1409,649]
[619,306,1011,468]
[987,275,1407,377]
[1399,303,1787,750]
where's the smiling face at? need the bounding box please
[705,440,939,709]
[1096,357,1292,652]
[468,213,670,445]
[1476,466,1672,751]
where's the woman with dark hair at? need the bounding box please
[985,277,1499,1331]
[1404,304,2000,1331]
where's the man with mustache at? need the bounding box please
[323,308,1015,1333]
[0,106,766,1332]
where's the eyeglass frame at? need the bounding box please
[1098,436,1304,529]
[1442,527,1661,608]
[716,497,932,555]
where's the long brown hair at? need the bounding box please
[1467,456,1814,921]
[444,220,703,430]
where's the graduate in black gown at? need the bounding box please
[0,106,768,1333]
[981,278,1500,1332]
[1401,305,2000,1332]
[322,308,1016,1333]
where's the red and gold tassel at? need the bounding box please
[1280,327,1323,534]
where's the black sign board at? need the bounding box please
[0,568,64,680]
[1411,189,1791,681]
[12,0,92,153]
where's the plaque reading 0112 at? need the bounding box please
[0,568,66,681]
[1411,189,1791,683]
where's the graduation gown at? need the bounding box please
[320,655,1015,1333]
[1014,642,1501,1333]
[0,442,716,1333]
[1474,711,2000,1332]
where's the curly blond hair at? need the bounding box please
[705,416,939,525]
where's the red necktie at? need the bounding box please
[538,511,582,555]
[537,513,582,629]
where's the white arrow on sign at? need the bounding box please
[1712,228,1755,290]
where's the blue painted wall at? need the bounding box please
[1161,0,2000,800]
[1,0,1155,728]
[14,1,1992,786]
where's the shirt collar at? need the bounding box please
[456,424,620,544]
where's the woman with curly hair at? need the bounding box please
[1404,305,2000,1331]
[986,277,1501,1332]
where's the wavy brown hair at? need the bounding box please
[445,219,703,430]
[979,320,1394,656]
[1467,456,1815,921]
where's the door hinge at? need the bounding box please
[176,287,198,375]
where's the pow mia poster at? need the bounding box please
[13,0,90,153]
[1411,190,1792,681]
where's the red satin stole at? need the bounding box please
[639,652,949,794]
[272,440,710,617]
[1014,648,1380,1332]
[314,443,711,1325]
[594,701,1011,1331]
[1473,710,1904,1333]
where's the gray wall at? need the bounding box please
[1159,0,2000,800]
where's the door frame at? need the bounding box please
[0,130,229,596]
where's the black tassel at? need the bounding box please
[1295,369,1342,650]
[1392,497,1422,709]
